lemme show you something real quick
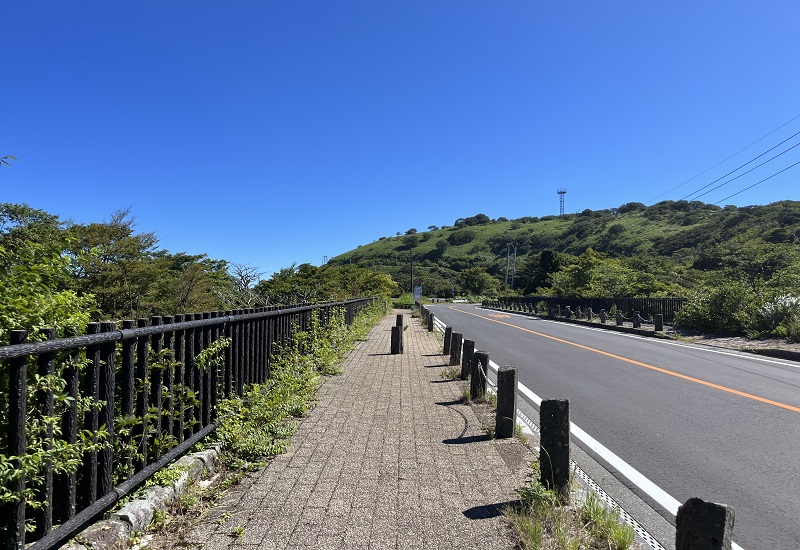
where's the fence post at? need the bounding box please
[450,332,463,366]
[427,313,434,332]
[655,313,664,331]
[600,309,606,323]
[5,330,28,549]
[616,311,623,326]
[443,326,453,354]
[540,399,570,499]
[557,305,562,317]
[495,367,517,438]
[396,313,404,328]
[461,339,475,380]
[676,498,735,550]
[470,351,489,400]
[633,311,641,328]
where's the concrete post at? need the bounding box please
[540,399,570,499]
[470,351,489,400]
[557,305,562,317]
[616,311,623,326]
[587,307,593,321]
[600,309,606,323]
[390,325,403,354]
[576,306,582,320]
[461,339,475,380]
[655,314,664,331]
[450,332,463,366]
[676,498,735,550]
[633,311,641,328]
[443,326,453,355]
[495,367,517,438]
[396,314,404,327]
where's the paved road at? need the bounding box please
[429,304,800,550]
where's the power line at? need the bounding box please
[714,160,800,205]
[645,113,800,204]
[687,139,800,201]
[679,131,800,201]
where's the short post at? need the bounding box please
[443,326,453,355]
[495,367,517,438]
[676,498,735,550]
[600,309,606,323]
[633,311,641,328]
[616,311,623,326]
[427,313,434,332]
[470,351,489,400]
[390,325,403,354]
[556,305,562,317]
[461,339,475,380]
[587,307,593,320]
[655,313,664,331]
[450,332,463,366]
[396,314,404,327]
[540,399,570,499]
[575,306,582,319]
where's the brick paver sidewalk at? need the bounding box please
[165,312,531,549]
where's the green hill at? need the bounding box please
[328,200,800,300]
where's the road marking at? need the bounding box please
[481,356,745,550]
[448,306,800,414]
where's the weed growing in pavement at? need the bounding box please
[440,366,461,380]
[505,462,638,550]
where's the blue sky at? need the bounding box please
[3,1,799,278]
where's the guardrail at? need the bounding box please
[0,298,374,549]
[419,304,738,550]
[487,296,686,323]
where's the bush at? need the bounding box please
[674,281,759,335]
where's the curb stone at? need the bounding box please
[60,444,222,550]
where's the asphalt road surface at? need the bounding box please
[428,304,800,549]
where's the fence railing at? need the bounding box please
[0,298,374,550]
[486,296,686,323]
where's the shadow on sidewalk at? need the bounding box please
[463,500,518,519]
[443,434,491,445]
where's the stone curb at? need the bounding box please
[60,444,222,550]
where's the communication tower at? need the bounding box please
[557,188,567,216]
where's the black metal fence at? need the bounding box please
[0,298,374,549]
[486,296,686,322]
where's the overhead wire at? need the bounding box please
[686,139,800,201]
[679,131,800,201]
[646,113,800,204]
[714,160,800,205]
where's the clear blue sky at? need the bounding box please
[3,1,799,278]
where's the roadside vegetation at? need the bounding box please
[505,464,637,550]
[330,200,800,340]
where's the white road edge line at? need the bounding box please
[482,357,745,550]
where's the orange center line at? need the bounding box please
[448,306,800,414]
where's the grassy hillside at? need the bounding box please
[329,200,800,299]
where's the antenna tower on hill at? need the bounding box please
[557,188,567,216]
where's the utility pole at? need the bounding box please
[410,250,414,294]
[511,242,518,289]
[505,243,511,286]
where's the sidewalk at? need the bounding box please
[155,311,533,549]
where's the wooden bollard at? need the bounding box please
[540,399,570,498]
[470,351,489,400]
[390,325,403,354]
[655,313,664,331]
[676,498,734,550]
[427,313,434,332]
[450,332,463,366]
[443,326,453,355]
[396,314,404,327]
[495,367,517,438]
[461,339,475,380]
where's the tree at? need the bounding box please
[460,267,497,296]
